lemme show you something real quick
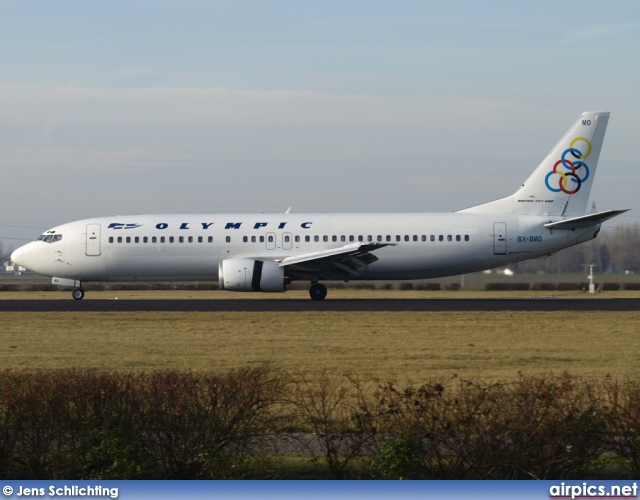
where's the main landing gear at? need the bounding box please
[72,288,85,300]
[309,283,327,301]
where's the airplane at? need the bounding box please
[11,111,628,301]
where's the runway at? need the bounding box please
[1,298,639,312]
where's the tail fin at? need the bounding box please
[459,111,610,216]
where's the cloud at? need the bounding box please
[0,85,538,130]
[560,22,639,44]
[0,84,571,168]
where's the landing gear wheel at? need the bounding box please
[309,283,327,301]
[72,288,85,300]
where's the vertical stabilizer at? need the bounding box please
[459,112,610,216]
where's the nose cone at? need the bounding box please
[11,242,36,271]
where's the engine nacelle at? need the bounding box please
[218,259,285,292]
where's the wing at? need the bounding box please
[278,242,394,281]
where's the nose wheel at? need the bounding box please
[72,288,85,300]
[309,283,327,301]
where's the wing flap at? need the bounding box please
[279,242,393,279]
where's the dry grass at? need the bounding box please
[2,310,639,383]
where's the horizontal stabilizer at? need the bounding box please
[544,209,628,230]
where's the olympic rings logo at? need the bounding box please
[544,137,592,195]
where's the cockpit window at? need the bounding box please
[40,234,62,243]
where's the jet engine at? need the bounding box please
[218,258,285,292]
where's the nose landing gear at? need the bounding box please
[72,288,85,300]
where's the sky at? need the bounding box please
[1,0,640,248]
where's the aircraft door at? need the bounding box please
[266,232,276,250]
[282,232,292,250]
[493,222,507,255]
[86,224,101,256]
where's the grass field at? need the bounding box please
[2,306,639,383]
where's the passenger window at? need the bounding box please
[323,235,328,242]
[152,236,157,243]
[386,235,391,242]
[447,235,452,242]
[413,235,418,242]
[439,235,444,241]
[349,235,354,242]
[160,237,165,243]
[126,237,131,243]
[226,236,231,243]
[295,235,300,242]
[208,236,213,243]
[358,235,363,242]
[118,237,123,243]
[109,237,114,243]
[305,236,310,242]
[243,236,248,243]
[465,235,470,241]
[135,237,139,243]
[332,235,337,242]
[268,235,274,243]
[377,235,382,242]
[404,235,409,242]
[260,236,265,243]
[285,235,290,243]
[340,235,346,242]
[430,235,435,242]
[396,235,401,242]
[169,237,174,243]
[143,236,148,243]
[456,235,461,241]
[198,236,202,243]
[189,236,193,243]
[314,236,319,242]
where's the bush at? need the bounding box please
[557,283,581,291]
[531,283,557,291]
[415,283,441,291]
[4,370,640,479]
[602,379,640,477]
[602,282,621,291]
[0,367,285,479]
[445,283,461,291]
[369,437,427,479]
[484,283,530,291]
[369,375,607,479]
[398,283,414,291]
[622,282,640,291]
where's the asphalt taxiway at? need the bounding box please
[0,298,638,312]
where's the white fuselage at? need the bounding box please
[12,212,598,284]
